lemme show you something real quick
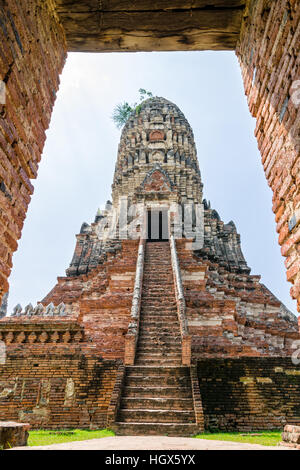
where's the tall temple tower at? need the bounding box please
[0,98,299,434]
[66,97,249,276]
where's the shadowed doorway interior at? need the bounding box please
[147,210,169,242]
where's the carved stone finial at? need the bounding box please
[45,302,55,316]
[33,303,44,316]
[57,302,66,316]
[12,304,22,317]
[24,303,34,316]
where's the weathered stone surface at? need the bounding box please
[0,421,30,449]
[281,424,300,449]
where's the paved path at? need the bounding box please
[13,436,291,450]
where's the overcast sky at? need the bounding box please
[6,51,298,316]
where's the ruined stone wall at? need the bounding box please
[40,240,139,359]
[236,0,300,312]
[0,0,67,302]
[198,357,300,431]
[0,344,118,429]
[176,240,300,358]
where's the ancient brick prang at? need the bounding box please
[112,97,202,206]
[1,96,299,431]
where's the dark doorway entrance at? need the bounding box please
[147,210,169,241]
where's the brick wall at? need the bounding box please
[176,239,300,359]
[198,357,300,431]
[0,344,119,429]
[41,239,139,359]
[0,0,66,301]
[236,0,300,312]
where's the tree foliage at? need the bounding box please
[112,89,153,129]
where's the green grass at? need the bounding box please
[194,430,282,447]
[28,429,282,447]
[28,429,115,447]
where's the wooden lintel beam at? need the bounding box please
[55,1,246,14]
[55,2,246,52]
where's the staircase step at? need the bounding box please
[135,360,182,366]
[139,322,180,328]
[136,346,181,354]
[118,409,195,423]
[120,397,194,410]
[139,316,179,321]
[125,375,190,387]
[123,386,193,398]
[140,309,178,314]
[125,366,190,375]
[112,241,198,435]
[136,352,181,359]
[138,335,181,341]
[113,422,199,437]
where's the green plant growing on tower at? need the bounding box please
[112,89,153,129]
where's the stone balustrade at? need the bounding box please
[0,325,84,345]
[170,235,191,366]
[9,302,68,318]
[124,238,145,365]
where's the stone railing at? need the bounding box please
[170,235,191,366]
[124,238,145,365]
[0,324,84,345]
[9,302,69,318]
[190,365,205,432]
[106,363,125,428]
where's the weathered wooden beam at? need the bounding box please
[55,1,246,13]
[59,9,243,52]
[66,32,239,52]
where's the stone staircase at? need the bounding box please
[114,242,198,436]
